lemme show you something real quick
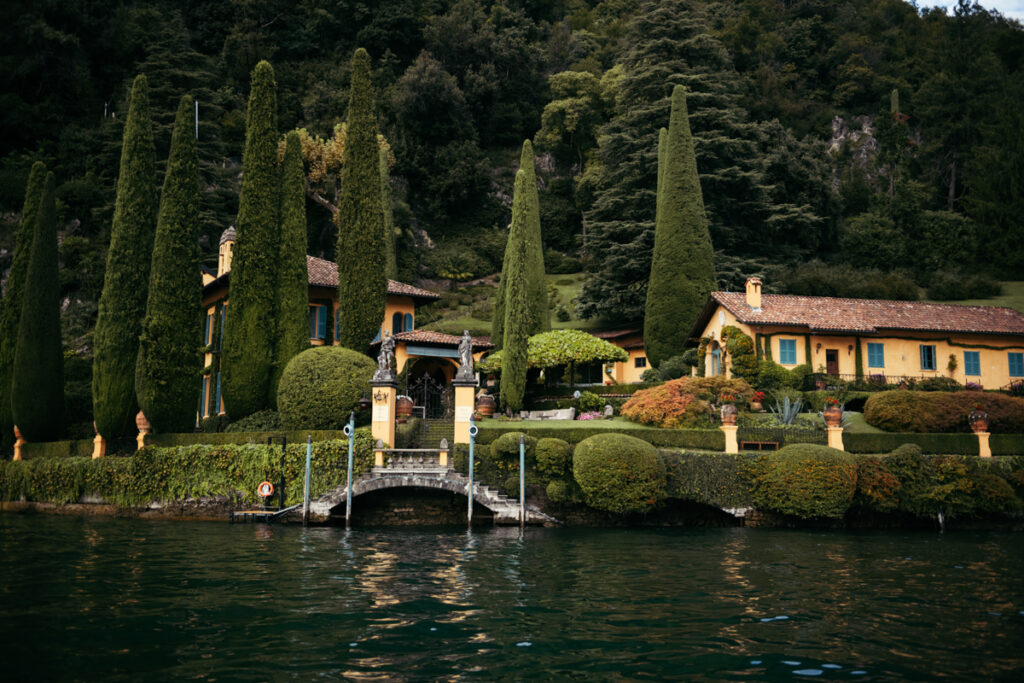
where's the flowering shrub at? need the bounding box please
[621,377,753,429]
[752,391,765,403]
[577,411,602,421]
[825,396,840,407]
[965,382,983,391]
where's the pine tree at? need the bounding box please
[270,130,310,406]
[0,161,46,452]
[336,48,386,350]
[11,172,63,441]
[380,146,398,280]
[518,140,550,334]
[221,60,279,419]
[644,86,715,367]
[92,74,157,440]
[500,170,531,413]
[135,95,202,433]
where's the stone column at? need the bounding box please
[92,435,106,459]
[976,431,991,458]
[453,379,477,445]
[721,424,739,454]
[826,426,845,451]
[439,438,449,468]
[374,439,386,468]
[370,381,396,457]
[12,426,25,462]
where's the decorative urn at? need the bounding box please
[720,403,738,426]
[475,393,496,418]
[135,411,151,434]
[968,408,989,433]
[395,395,414,422]
[823,401,842,428]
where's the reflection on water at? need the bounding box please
[1,517,1022,681]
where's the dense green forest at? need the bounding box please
[1,0,1021,348]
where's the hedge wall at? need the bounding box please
[476,423,724,450]
[661,451,755,509]
[845,432,1024,455]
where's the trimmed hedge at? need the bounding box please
[863,390,1024,433]
[573,433,667,513]
[845,431,1024,455]
[1,433,374,507]
[277,347,376,430]
[477,423,725,450]
[662,451,755,510]
[536,438,571,477]
[749,444,858,518]
[490,431,538,466]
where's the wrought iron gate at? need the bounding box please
[406,374,453,420]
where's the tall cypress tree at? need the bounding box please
[644,86,715,367]
[0,161,46,452]
[11,172,63,441]
[92,74,157,440]
[135,96,202,433]
[380,146,398,280]
[518,140,550,334]
[270,130,310,406]
[500,169,531,413]
[221,60,279,418]
[336,48,387,350]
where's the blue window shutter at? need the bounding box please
[405,313,413,331]
[1010,353,1024,377]
[335,309,340,341]
[867,343,884,368]
[964,351,980,376]
[779,339,796,365]
[317,305,327,339]
[204,314,211,345]
[215,373,222,410]
[200,377,208,418]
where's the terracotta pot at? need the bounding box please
[135,410,151,434]
[969,410,989,433]
[823,405,842,428]
[396,396,413,423]
[13,425,23,442]
[749,401,763,412]
[720,404,738,426]
[475,394,496,417]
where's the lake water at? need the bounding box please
[1,515,1021,681]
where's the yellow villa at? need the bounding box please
[198,227,492,419]
[689,277,1024,389]
[594,329,649,384]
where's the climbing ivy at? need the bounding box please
[722,325,757,380]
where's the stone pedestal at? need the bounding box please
[374,439,386,468]
[12,426,25,462]
[371,381,397,453]
[721,424,739,454]
[439,438,449,468]
[92,434,106,459]
[826,426,845,451]
[976,431,991,458]
[453,379,478,445]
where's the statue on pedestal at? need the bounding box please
[373,332,396,383]
[455,330,475,382]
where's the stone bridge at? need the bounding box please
[306,453,559,526]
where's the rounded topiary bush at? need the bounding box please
[572,433,666,514]
[536,438,571,478]
[277,347,376,430]
[546,479,568,503]
[491,431,537,465]
[864,391,1024,433]
[750,444,857,519]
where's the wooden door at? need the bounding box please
[825,349,839,375]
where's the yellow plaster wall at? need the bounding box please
[601,334,647,384]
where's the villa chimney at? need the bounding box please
[217,225,236,277]
[745,277,762,310]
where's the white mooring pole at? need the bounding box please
[302,435,312,525]
[344,411,355,528]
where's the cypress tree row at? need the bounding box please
[380,146,398,280]
[0,161,46,451]
[135,96,202,433]
[336,48,387,350]
[92,74,157,439]
[518,140,550,334]
[221,60,279,418]
[500,169,532,413]
[11,172,63,441]
[644,86,715,367]
[270,130,310,406]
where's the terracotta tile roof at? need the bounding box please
[390,329,494,350]
[306,256,440,300]
[592,328,642,340]
[708,292,1024,336]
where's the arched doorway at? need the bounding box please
[709,341,723,376]
[405,358,455,419]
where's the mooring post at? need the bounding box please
[302,435,313,526]
[467,418,478,526]
[268,436,287,510]
[344,411,355,528]
[519,434,525,528]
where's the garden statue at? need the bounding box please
[373,332,396,383]
[456,329,475,382]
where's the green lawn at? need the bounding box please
[841,411,886,434]
[923,281,1024,314]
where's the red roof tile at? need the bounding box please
[306,256,440,300]
[707,292,1024,336]
[390,329,494,350]
[592,328,642,340]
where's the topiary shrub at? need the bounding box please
[722,326,757,380]
[536,438,571,478]
[225,409,282,433]
[577,391,603,412]
[754,360,809,393]
[490,431,537,466]
[546,479,568,503]
[572,433,666,514]
[749,444,857,519]
[864,391,1024,433]
[915,376,962,392]
[621,376,753,428]
[658,354,693,380]
[277,347,376,430]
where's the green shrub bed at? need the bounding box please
[0,432,375,507]
[662,451,756,510]
[476,422,725,450]
[845,431,1024,455]
[863,390,1024,433]
[748,444,858,518]
[572,434,666,514]
[277,346,376,430]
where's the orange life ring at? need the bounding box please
[257,481,275,498]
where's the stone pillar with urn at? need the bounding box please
[370,332,398,466]
[453,330,478,445]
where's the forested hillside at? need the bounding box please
[1,0,1021,343]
